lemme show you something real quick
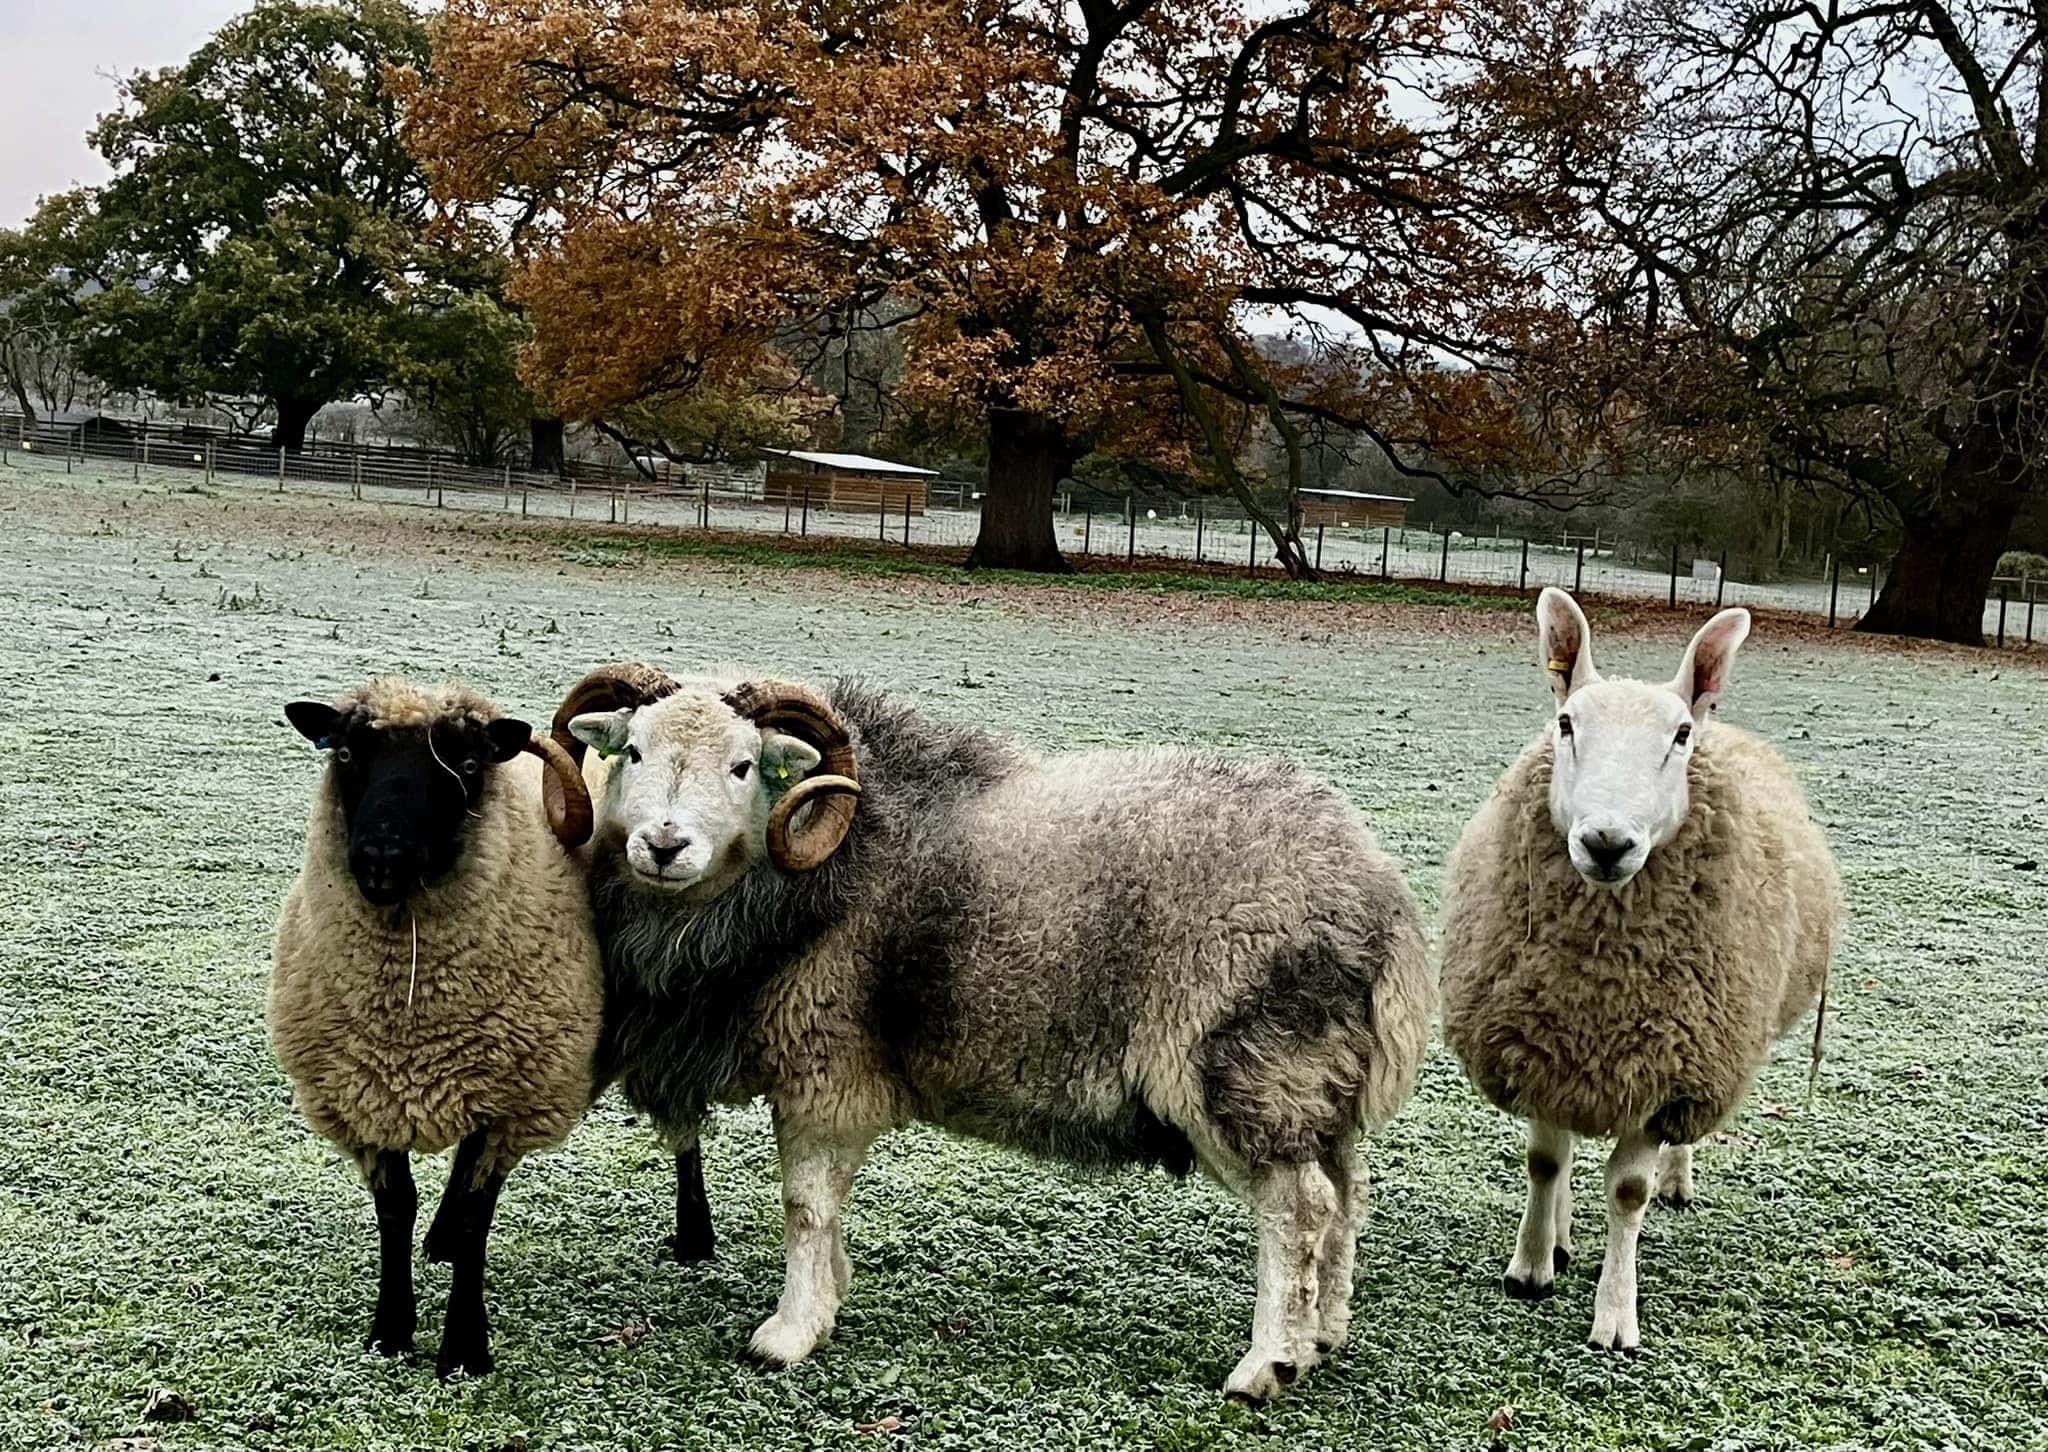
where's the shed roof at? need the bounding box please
[765,448,939,477]
[1299,488,1414,503]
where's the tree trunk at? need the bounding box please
[1858,452,2031,645]
[272,397,322,454]
[530,416,566,474]
[966,407,1074,572]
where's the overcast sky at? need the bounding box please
[1,0,252,227]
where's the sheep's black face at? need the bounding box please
[287,703,530,906]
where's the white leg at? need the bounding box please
[1657,1142,1695,1209]
[748,1111,872,1367]
[1315,1141,1363,1354]
[1225,1160,1338,1402]
[1588,1128,1661,1351]
[1503,1120,1574,1298]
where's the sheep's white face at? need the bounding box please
[570,691,820,897]
[1535,588,1751,891]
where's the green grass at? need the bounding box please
[1,465,2045,1451]
[541,523,1527,611]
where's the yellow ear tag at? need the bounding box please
[1548,659,1571,672]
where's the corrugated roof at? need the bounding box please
[765,448,940,477]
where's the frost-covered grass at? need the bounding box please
[2,465,2045,1452]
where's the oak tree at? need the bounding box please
[409,0,1623,572]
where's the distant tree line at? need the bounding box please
[4,0,2044,641]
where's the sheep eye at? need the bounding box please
[732,761,752,781]
[625,745,643,765]
[462,757,480,775]
[1556,715,1574,737]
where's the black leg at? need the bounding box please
[424,1131,487,1265]
[669,1145,716,1262]
[366,1151,417,1357]
[435,1154,506,1380]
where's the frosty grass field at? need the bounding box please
[1,462,2044,1452]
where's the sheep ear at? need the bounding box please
[760,729,822,789]
[484,718,530,763]
[1536,588,1599,706]
[567,708,633,758]
[285,701,340,746]
[1672,608,1751,723]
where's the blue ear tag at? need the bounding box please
[316,736,334,751]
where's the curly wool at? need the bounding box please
[269,682,604,1179]
[1440,723,1839,1143]
[595,681,1434,1175]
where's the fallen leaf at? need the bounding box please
[856,1416,903,1435]
[141,1389,194,1424]
[1488,1405,1517,1432]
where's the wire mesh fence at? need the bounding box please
[2,412,2039,649]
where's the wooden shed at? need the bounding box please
[762,448,938,515]
[1298,488,1411,529]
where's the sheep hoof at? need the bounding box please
[747,1314,824,1368]
[363,1325,416,1359]
[1656,1191,1694,1212]
[423,1225,457,1265]
[1553,1245,1573,1273]
[1223,1352,1296,1403]
[436,1338,495,1380]
[1502,1272,1556,1302]
[1586,1335,1641,1356]
[664,1230,717,1264]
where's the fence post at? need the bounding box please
[1574,541,1585,593]
[1127,505,1136,564]
[521,486,528,517]
[131,434,139,481]
[1380,526,1390,581]
[801,487,810,536]
[1315,524,1325,572]
[1716,549,1729,607]
[504,465,511,511]
[1828,555,1841,628]
[623,471,631,524]
[569,478,577,518]
[205,439,214,485]
[878,502,886,542]
[142,430,150,476]
[609,483,616,523]
[1438,528,1449,583]
[1248,525,1257,577]
[1083,508,1092,555]
[279,446,286,492]
[1997,585,2009,647]
[1195,505,1204,562]
[1519,536,1530,591]
[784,491,793,534]
[352,453,361,500]
[1667,538,1679,607]
[2028,584,2037,645]
[701,475,711,530]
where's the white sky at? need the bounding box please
[0,0,251,227]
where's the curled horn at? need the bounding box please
[544,663,680,844]
[523,733,594,847]
[723,679,862,873]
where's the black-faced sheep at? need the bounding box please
[551,665,1432,1402]
[1440,590,1840,1351]
[270,679,606,1377]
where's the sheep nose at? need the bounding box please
[645,834,689,867]
[1579,827,1637,873]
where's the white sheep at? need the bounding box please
[270,678,606,1377]
[1439,589,1840,1351]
